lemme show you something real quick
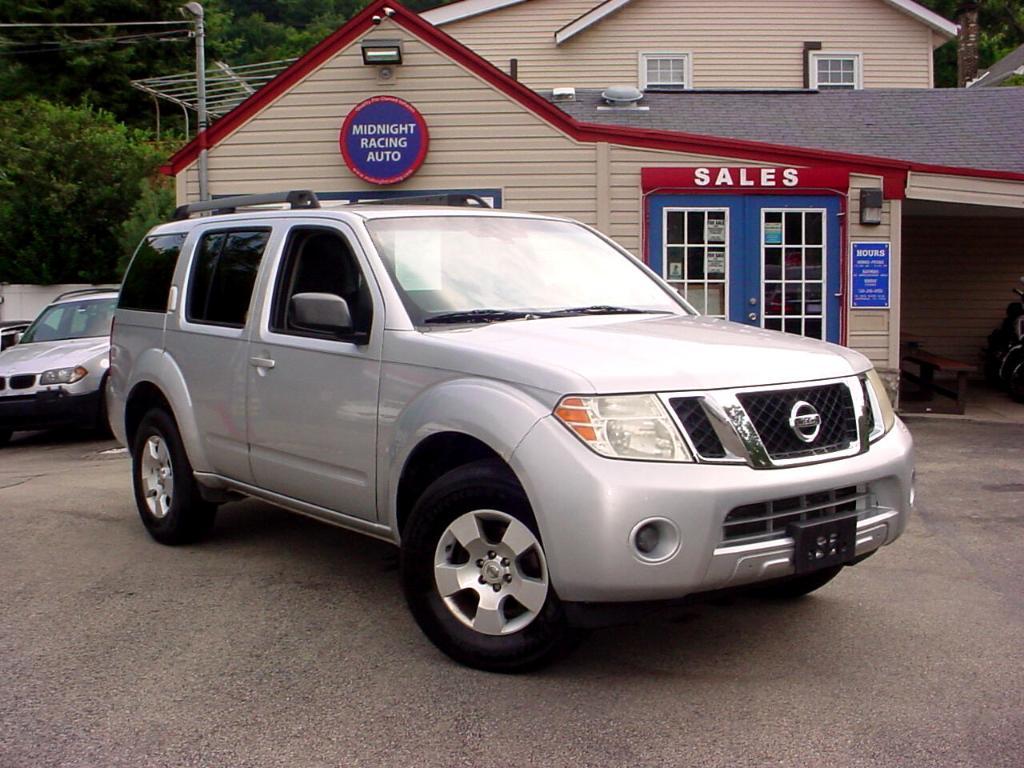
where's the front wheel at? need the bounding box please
[400,459,575,672]
[131,409,216,545]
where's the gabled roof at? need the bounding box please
[550,88,1024,174]
[163,0,1019,188]
[421,0,958,41]
[968,43,1024,88]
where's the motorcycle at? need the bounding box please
[983,277,1024,402]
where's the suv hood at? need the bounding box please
[416,314,871,393]
[0,337,109,376]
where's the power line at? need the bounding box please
[0,31,191,55]
[0,21,192,29]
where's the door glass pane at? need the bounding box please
[662,208,727,318]
[762,209,827,339]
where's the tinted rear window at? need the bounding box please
[187,230,270,327]
[119,233,186,312]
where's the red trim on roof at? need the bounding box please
[161,0,1024,187]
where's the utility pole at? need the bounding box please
[182,2,209,200]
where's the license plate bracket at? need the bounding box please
[789,513,858,574]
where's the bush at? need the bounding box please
[0,98,168,284]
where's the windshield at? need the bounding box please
[365,216,688,325]
[19,297,117,344]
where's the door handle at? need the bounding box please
[748,312,759,322]
[250,356,276,369]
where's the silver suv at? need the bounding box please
[110,191,914,671]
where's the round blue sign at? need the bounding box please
[340,96,429,185]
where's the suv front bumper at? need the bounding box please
[0,389,103,432]
[511,416,914,603]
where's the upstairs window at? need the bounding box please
[640,53,690,90]
[811,53,862,90]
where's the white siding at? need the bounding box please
[439,0,937,90]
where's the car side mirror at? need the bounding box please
[290,292,353,336]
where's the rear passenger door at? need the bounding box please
[164,226,272,483]
[246,222,383,521]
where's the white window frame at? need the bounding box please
[760,208,828,340]
[809,52,863,90]
[662,206,729,319]
[639,52,692,90]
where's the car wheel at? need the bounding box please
[94,375,113,438]
[0,430,11,447]
[132,408,216,545]
[400,459,576,672]
[752,565,843,599]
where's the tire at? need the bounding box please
[131,408,216,545]
[752,565,843,599]
[400,459,576,673]
[0,430,11,447]
[1009,361,1024,404]
[93,375,113,438]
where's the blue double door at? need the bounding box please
[647,194,842,343]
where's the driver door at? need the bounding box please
[246,222,383,521]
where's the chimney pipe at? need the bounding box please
[957,1,980,87]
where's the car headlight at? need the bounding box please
[554,394,693,462]
[39,366,88,385]
[863,367,896,440]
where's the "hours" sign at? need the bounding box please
[340,96,429,185]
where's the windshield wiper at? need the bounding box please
[532,305,673,318]
[424,309,536,325]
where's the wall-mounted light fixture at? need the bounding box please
[361,39,403,66]
[859,188,883,225]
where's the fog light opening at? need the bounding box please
[630,518,681,563]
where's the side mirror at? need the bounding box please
[290,292,353,335]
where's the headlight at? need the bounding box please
[863,367,895,440]
[554,394,693,462]
[39,366,88,385]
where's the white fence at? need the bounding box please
[0,284,119,322]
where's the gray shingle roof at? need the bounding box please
[971,43,1024,88]
[548,88,1024,174]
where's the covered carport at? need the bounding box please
[899,171,1024,416]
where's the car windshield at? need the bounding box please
[365,216,688,325]
[19,297,117,344]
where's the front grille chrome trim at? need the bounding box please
[660,375,871,469]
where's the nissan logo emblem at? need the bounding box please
[788,401,822,443]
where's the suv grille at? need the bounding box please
[737,383,857,460]
[723,486,867,544]
[669,397,726,458]
[10,374,35,390]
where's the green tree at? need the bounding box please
[0,98,167,284]
[917,0,1024,86]
[117,176,177,272]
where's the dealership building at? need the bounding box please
[164,0,1024,403]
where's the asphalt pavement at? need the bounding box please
[0,419,1022,768]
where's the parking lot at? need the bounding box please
[1,418,1022,768]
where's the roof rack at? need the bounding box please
[52,287,118,303]
[173,190,320,220]
[356,193,492,208]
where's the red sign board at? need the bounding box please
[641,166,852,193]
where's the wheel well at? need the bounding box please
[125,382,173,451]
[396,432,506,535]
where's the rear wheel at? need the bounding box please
[131,409,216,545]
[400,459,576,672]
[753,565,843,599]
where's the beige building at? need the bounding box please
[165,0,1024,408]
[423,0,958,90]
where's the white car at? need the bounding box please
[0,289,116,446]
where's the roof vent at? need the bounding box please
[601,85,643,106]
[551,87,576,101]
